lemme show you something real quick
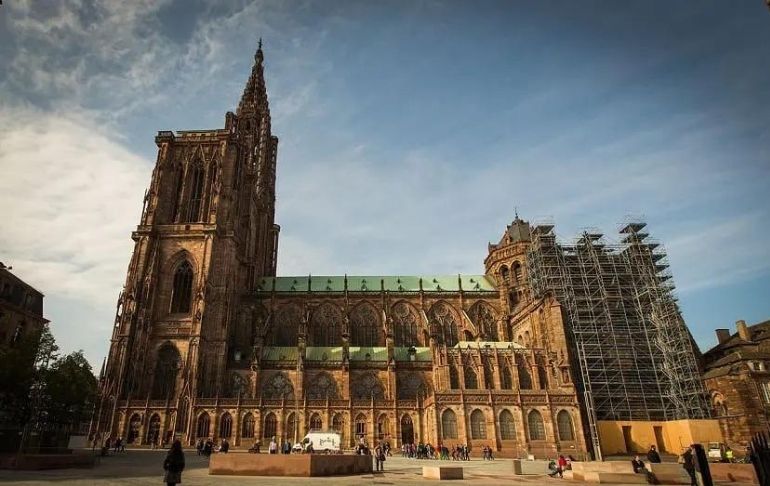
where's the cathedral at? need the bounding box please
[95,44,714,459]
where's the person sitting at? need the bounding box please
[547,459,560,477]
[631,455,645,473]
[647,445,661,464]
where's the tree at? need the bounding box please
[41,351,97,428]
[0,328,45,425]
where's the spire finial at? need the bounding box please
[255,37,264,63]
[258,37,263,50]
[514,206,519,220]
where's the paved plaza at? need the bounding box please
[0,450,612,486]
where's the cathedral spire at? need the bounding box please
[238,38,268,116]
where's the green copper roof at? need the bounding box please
[254,275,497,293]
[452,341,526,350]
[349,347,388,362]
[262,346,298,361]
[394,347,433,362]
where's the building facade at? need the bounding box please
[94,45,713,458]
[703,319,770,449]
[0,262,48,347]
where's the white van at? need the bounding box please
[292,431,341,453]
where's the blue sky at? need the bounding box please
[0,1,768,368]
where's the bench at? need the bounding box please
[423,466,463,480]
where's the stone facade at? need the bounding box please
[703,319,770,448]
[0,262,48,347]
[93,44,588,458]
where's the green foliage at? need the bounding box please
[0,326,96,429]
[41,350,97,427]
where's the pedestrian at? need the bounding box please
[220,438,229,453]
[647,445,661,464]
[631,455,645,474]
[374,442,386,472]
[163,439,185,486]
[557,455,567,478]
[681,447,696,486]
[204,438,213,457]
[269,436,278,454]
[196,438,203,456]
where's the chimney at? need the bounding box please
[736,320,751,341]
[715,329,731,345]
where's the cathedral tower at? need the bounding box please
[95,42,279,441]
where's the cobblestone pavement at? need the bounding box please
[0,450,638,486]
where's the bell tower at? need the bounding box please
[95,41,280,438]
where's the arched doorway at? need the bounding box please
[146,414,161,445]
[127,413,141,443]
[400,414,414,445]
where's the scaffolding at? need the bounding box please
[527,222,710,456]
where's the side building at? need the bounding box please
[703,319,770,449]
[0,262,48,347]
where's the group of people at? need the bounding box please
[401,442,476,461]
[89,433,127,456]
[194,437,230,456]
[547,455,574,478]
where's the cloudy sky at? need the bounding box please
[1,1,769,369]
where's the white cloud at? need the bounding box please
[0,104,149,316]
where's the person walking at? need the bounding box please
[681,447,697,486]
[269,437,278,454]
[374,442,386,472]
[163,439,185,486]
[556,455,567,478]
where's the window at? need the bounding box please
[428,302,460,347]
[377,414,389,440]
[518,361,532,389]
[186,164,205,222]
[449,365,460,389]
[309,413,323,431]
[557,410,574,441]
[286,413,297,441]
[146,414,161,444]
[351,373,385,400]
[242,413,255,439]
[513,261,523,283]
[310,303,342,346]
[527,410,545,441]
[469,301,499,341]
[261,373,294,399]
[152,345,180,399]
[398,373,426,399]
[263,413,277,439]
[170,261,193,314]
[499,410,516,440]
[500,265,510,283]
[501,367,513,390]
[470,409,486,439]
[464,367,478,390]
[306,372,339,399]
[219,412,232,438]
[401,414,414,444]
[393,302,421,347]
[441,410,458,439]
[355,414,367,438]
[761,383,770,404]
[350,303,382,346]
[197,413,210,439]
[272,304,301,346]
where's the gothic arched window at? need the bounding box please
[501,366,513,390]
[171,165,184,222]
[242,413,255,439]
[499,410,516,440]
[512,261,523,284]
[170,261,193,314]
[557,410,575,441]
[500,265,510,283]
[441,409,458,439]
[286,413,297,441]
[350,303,383,347]
[470,409,486,439]
[310,413,323,431]
[196,412,210,439]
[518,359,533,390]
[152,344,180,399]
[469,301,499,341]
[527,410,546,441]
[428,302,460,346]
[377,414,389,440]
[306,372,338,399]
[272,304,301,346]
[261,372,294,399]
[449,365,460,389]
[310,303,342,346]
[263,412,277,439]
[186,163,205,222]
[393,301,421,347]
[332,414,344,432]
[398,373,426,399]
[355,413,367,438]
[351,373,385,400]
[219,412,232,438]
[464,366,478,390]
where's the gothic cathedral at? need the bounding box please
[95,44,588,458]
